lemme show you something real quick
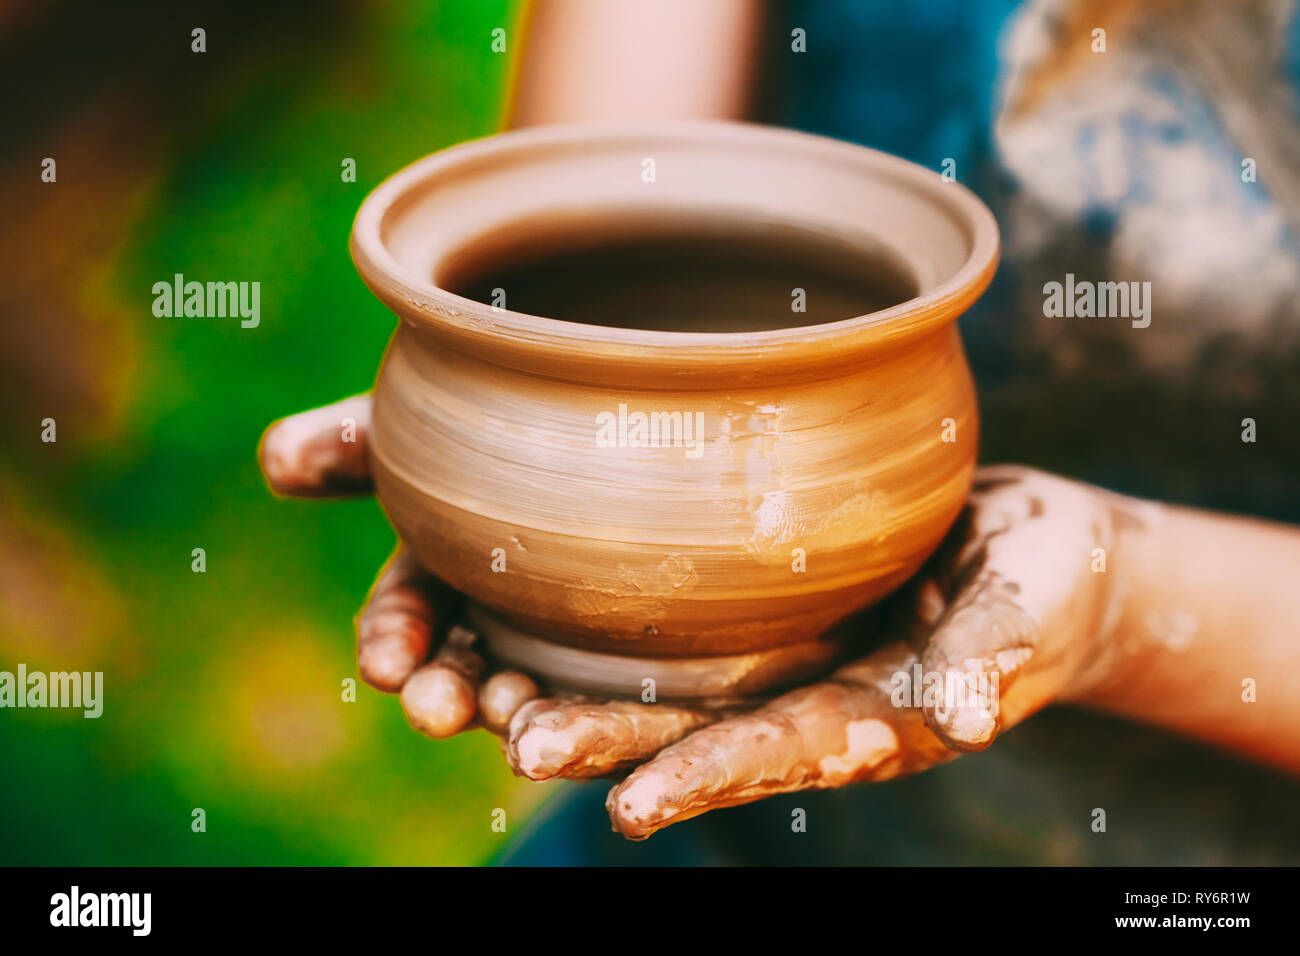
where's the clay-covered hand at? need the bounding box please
[261,397,1131,839]
[258,394,722,763]
[260,395,546,736]
[591,464,1134,838]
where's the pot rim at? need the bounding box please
[351,120,999,383]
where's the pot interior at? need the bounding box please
[436,208,920,333]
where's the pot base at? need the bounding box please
[466,603,850,702]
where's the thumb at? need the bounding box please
[259,395,374,497]
[919,570,1036,752]
[920,472,1108,751]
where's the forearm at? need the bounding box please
[1075,498,1300,772]
[505,0,762,127]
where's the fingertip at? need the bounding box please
[922,694,1000,752]
[479,671,540,735]
[605,772,665,841]
[400,662,478,738]
[918,651,1002,752]
[257,398,374,498]
[509,716,573,780]
[919,573,1035,753]
[356,602,432,692]
[357,631,424,692]
[504,699,566,779]
[257,419,298,496]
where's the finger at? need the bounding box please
[401,625,486,738]
[606,644,951,840]
[259,395,373,497]
[506,697,723,781]
[478,671,541,735]
[920,471,1105,751]
[356,548,452,692]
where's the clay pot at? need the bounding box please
[351,121,998,699]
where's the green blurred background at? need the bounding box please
[0,0,553,865]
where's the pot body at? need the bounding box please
[370,320,976,658]
[352,121,998,693]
